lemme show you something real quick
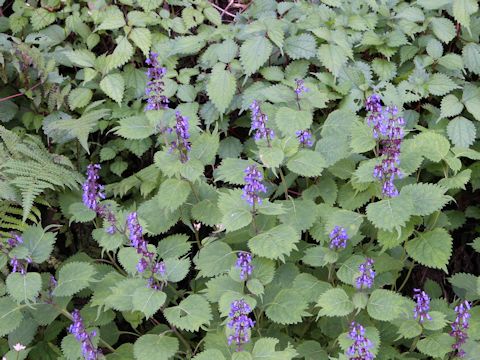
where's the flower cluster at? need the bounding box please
[347,322,375,360]
[82,164,116,233]
[365,94,405,198]
[250,100,274,142]
[69,309,102,360]
[227,299,255,350]
[294,79,309,96]
[0,233,31,275]
[127,212,166,289]
[145,52,169,110]
[169,111,191,163]
[356,258,375,289]
[236,252,253,280]
[242,165,267,206]
[329,226,349,250]
[413,289,432,323]
[296,129,313,147]
[450,300,471,357]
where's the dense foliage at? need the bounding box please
[1,0,480,359]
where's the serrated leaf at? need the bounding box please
[371,59,397,82]
[190,131,219,165]
[350,121,376,153]
[68,88,93,110]
[278,199,317,232]
[157,234,191,259]
[452,0,478,30]
[265,289,309,324]
[317,288,354,317]
[104,278,145,311]
[366,196,414,232]
[463,43,480,75]
[156,178,191,211]
[405,228,452,272]
[430,18,456,43]
[447,116,476,148]
[0,297,23,337]
[214,158,256,185]
[164,294,212,332]
[163,258,190,283]
[367,289,405,321]
[284,34,317,60]
[248,224,300,261]
[31,8,56,31]
[115,115,155,139]
[134,335,178,360]
[132,287,166,318]
[21,225,56,263]
[64,50,96,68]
[275,107,312,136]
[6,272,42,303]
[218,189,253,232]
[440,94,464,118]
[462,84,480,121]
[100,74,124,105]
[193,350,226,360]
[400,183,451,216]
[415,132,450,162]
[317,44,348,76]
[252,338,298,360]
[287,150,326,177]
[107,36,134,71]
[194,241,236,278]
[129,27,151,56]
[96,6,126,31]
[416,333,454,358]
[68,202,96,223]
[207,63,236,114]
[53,262,97,297]
[240,36,273,76]
[427,73,458,96]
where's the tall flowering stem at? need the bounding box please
[145,52,169,110]
[69,309,102,360]
[82,164,116,233]
[347,322,375,360]
[450,300,471,358]
[356,258,375,290]
[250,100,274,145]
[169,111,191,163]
[227,299,255,351]
[126,212,166,290]
[329,226,349,250]
[413,289,432,323]
[365,94,404,198]
[242,165,267,207]
[236,252,253,280]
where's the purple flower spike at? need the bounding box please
[169,111,191,163]
[69,309,102,360]
[347,322,375,360]
[227,299,255,351]
[242,165,267,206]
[250,100,274,142]
[294,79,309,96]
[450,300,471,358]
[145,52,169,110]
[296,130,313,147]
[329,226,349,250]
[413,289,432,323]
[356,258,375,290]
[82,164,105,211]
[236,252,254,280]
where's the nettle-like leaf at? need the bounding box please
[400,183,451,216]
[0,297,24,337]
[317,288,354,317]
[218,189,253,232]
[6,272,41,303]
[207,63,236,114]
[240,36,273,76]
[405,228,453,272]
[53,262,97,297]
[194,241,236,278]
[447,117,476,148]
[251,338,298,359]
[134,334,179,360]
[366,196,414,232]
[265,289,309,325]
[367,289,406,321]
[248,224,300,261]
[164,294,212,332]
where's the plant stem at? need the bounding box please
[398,261,415,293]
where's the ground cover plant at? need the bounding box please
[0,0,480,359]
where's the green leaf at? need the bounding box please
[400,183,451,216]
[6,272,42,303]
[214,159,256,185]
[350,121,376,153]
[367,289,405,321]
[157,234,191,259]
[371,59,397,82]
[115,115,155,140]
[415,132,450,162]
[287,150,326,177]
[194,241,236,278]
[266,289,309,324]
[240,36,273,76]
[156,179,191,212]
[129,28,152,56]
[259,146,284,168]
[53,262,97,297]
[193,350,226,360]
[65,50,96,68]
[68,88,93,110]
[278,199,317,232]
[336,255,366,286]
[68,202,96,223]
[426,39,443,59]
[207,63,236,114]
[31,8,56,31]
[134,335,179,360]
[218,189,253,232]
[104,278,145,311]
[275,107,313,136]
[405,228,453,272]
[248,224,300,261]
[423,311,448,331]
[447,116,476,148]
[252,338,298,360]
[427,73,458,96]
[100,74,125,105]
[452,0,478,30]
[462,84,480,121]
[132,287,166,318]
[190,132,219,165]
[463,43,480,75]
[22,225,56,263]
[317,44,348,76]
[163,258,190,283]
[284,34,317,60]
[366,196,414,232]
[430,18,456,43]
[164,294,212,332]
[440,94,464,118]
[397,319,422,339]
[302,246,338,267]
[96,6,126,31]
[317,288,354,317]
[118,247,142,274]
[0,297,23,337]
[416,333,454,358]
[137,0,162,11]
[107,36,134,71]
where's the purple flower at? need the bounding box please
[450,300,471,358]
[68,309,101,360]
[329,226,349,250]
[294,79,309,96]
[9,256,31,275]
[242,165,267,206]
[250,100,274,142]
[169,111,191,163]
[296,130,313,147]
[356,258,375,289]
[145,52,169,110]
[227,299,255,351]
[413,289,432,323]
[365,95,404,198]
[82,164,105,211]
[236,252,253,280]
[7,233,23,248]
[347,322,375,360]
